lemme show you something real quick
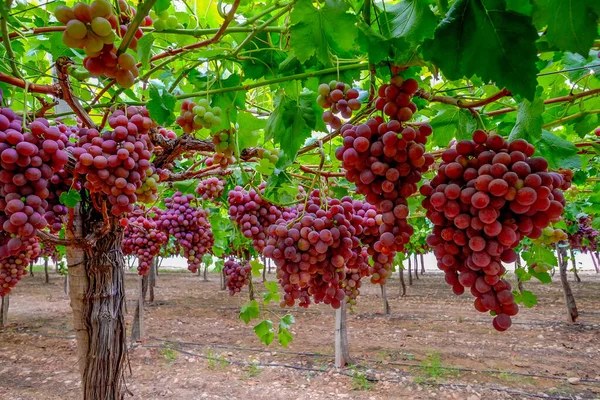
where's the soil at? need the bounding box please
[0,269,599,400]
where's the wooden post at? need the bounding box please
[399,266,406,297]
[407,256,412,286]
[557,243,579,323]
[149,259,156,303]
[1,294,8,328]
[44,258,49,284]
[380,284,390,314]
[420,253,425,275]
[413,254,419,280]
[335,302,351,368]
[569,249,581,283]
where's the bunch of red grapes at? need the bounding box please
[318,81,362,129]
[122,208,168,275]
[223,258,252,295]
[421,130,567,331]
[262,190,366,309]
[335,112,434,283]
[227,184,287,252]
[0,109,70,294]
[567,215,599,253]
[72,107,156,216]
[195,177,225,201]
[374,76,420,122]
[154,192,214,273]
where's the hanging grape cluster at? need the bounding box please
[176,99,223,133]
[195,177,225,201]
[318,81,362,129]
[122,208,168,275]
[567,215,599,253]
[422,130,567,330]
[72,107,156,216]
[223,258,252,295]
[0,109,70,295]
[227,184,285,252]
[154,192,214,273]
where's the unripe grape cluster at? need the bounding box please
[154,193,214,273]
[531,226,568,246]
[255,148,281,172]
[195,177,225,201]
[374,76,420,122]
[422,130,567,331]
[122,208,168,275]
[136,165,165,204]
[176,99,223,133]
[318,81,362,129]
[206,130,235,168]
[72,107,156,216]
[227,184,284,252]
[224,258,252,295]
[151,10,184,31]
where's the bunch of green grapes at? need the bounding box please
[206,130,235,168]
[151,10,184,31]
[176,99,223,134]
[532,226,568,246]
[55,0,116,56]
[256,148,281,171]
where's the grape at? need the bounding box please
[567,215,598,253]
[122,207,169,275]
[66,19,88,40]
[224,258,252,295]
[422,130,567,330]
[154,193,214,273]
[91,17,112,36]
[195,177,225,201]
[316,81,362,128]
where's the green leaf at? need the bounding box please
[265,90,322,160]
[147,86,176,126]
[153,0,171,13]
[237,112,265,150]
[386,0,438,45]
[508,96,544,142]
[137,34,155,69]
[534,130,581,169]
[59,189,81,208]
[423,0,539,99]
[250,260,263,277]
[532,0,600,55]
[279,314,295,330]
[515,267,531,282]
[530,269,552,284]
[239,300,260,324]
[428,108,478,147]
[264,281,279,293]
[253,320,275,345]
[507,0,532,15]
[277,327,293,347]
[516,289,538,308]
[256,158,275,176]
[289,0,358,65]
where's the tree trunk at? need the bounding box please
[335,302,351,368]
[29,262,34,277]
[66,205,127,400]
[203,263,208,282]
[220,267,226,290]
[44,258,50,284]
[248,278,255,301]
[148,259,156,303]
[399,267,406,297]
[420,253,425,274]
[556,243,578,323]
[64,274,69,296]
[262,257,267,282]
[131,275,148,344]
[407,256,412,286]
[0,294,8,328]
[413,254,419,280]
[380,284,390,315]
[267,257,272,274]
[569,249,581,283]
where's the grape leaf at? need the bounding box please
[277,327,293,347]
[534,130,581,169]
[532,0,600,55]
[59,189,81,208]
[265,90,322,160]
[289,0,358,65]
[386,0,437,45]
[250,260,263,277]
[253,320,275,345]
[137,34,155,69]
[153,0,171,13]
[508,96,544,142]
[237,112,265,149]
[239,300,260,324]
[147,86,176,126]
[428,108,478,147]
[506,0,531,15]
[422,0,539,100]
[513,289,538,308]
[279,314,295,330]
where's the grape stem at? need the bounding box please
[117,0,157,55]
[415,88,512,109]
[55,57,97,129]
[1,0,21,79]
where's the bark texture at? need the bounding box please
[1,294,8,327]
[557,243,579,323]
[380,284,390,315]
[334,302,351,368]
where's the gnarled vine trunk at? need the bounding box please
[380,284,390,314]
[66,204,128,400]
[1,294,8,327]
[569,249,581,283]
[420,253,425,275]
[148,258,156,303]
[556,243,578,323]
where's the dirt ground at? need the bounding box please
[0,268,599,400]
